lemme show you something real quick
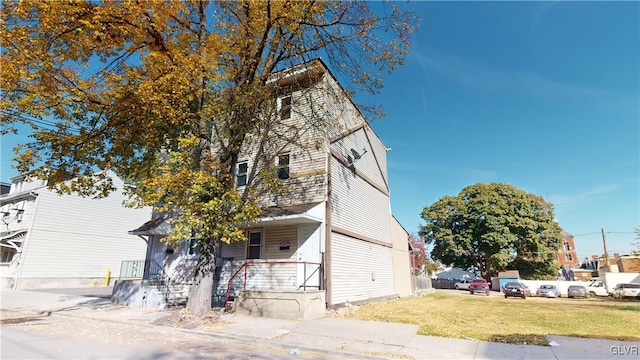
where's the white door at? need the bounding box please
[297,224,321,289]
[151,236,166,279]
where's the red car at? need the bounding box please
[503,282,531,299]
[468,278,490,296]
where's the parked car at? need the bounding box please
[567,285,589,298]
[536,284,560,298]
[503,282,531,299]
[468,279,490,296]
[612,283,640,300]
[454,279,471,290]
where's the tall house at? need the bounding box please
[122,59,414,317]
[557,231,579,267]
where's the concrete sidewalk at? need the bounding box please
[1,289,638,359]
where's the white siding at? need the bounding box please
[237,83,328,208]
[18,175,152,281]
[221,240,246,260]
[264,226,297,260]
[330,232,395,305]
[330,160,392,244]
[365,126,389,187]
[331,127,387,191]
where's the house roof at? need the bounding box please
[129,202,324,236]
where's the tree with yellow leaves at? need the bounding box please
[1,0,417,316]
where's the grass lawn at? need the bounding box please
[346,291,640,345]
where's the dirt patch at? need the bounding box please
[152,308,229,330]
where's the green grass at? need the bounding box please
[346,291,640,345]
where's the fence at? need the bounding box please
[119,259,165,280]
[431,279,457,289]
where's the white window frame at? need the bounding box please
[276,153,290,180]
[185,233,201,258]
[236,161,248,188]
[279,94,292,120]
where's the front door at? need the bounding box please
[150,236,166,280]
[297,224,321,289]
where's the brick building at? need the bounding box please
[556,231,579,267]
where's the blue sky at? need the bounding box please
[1,2,638,262]
[361,1,639,261]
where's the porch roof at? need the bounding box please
[129,217,171,236]
[129,202,324,236]
[254,202,323,226]
[0,229,28,243]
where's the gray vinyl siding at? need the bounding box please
[330,232,395,305]
[365,126,389,187]
[330,160,392,244]
[264,226,298,260]
[221,241,246,260]
[18,175,151,279]
[324,76,362,140]
[217,225,299,295]
[331,127,387,191]
[237,83,328,208]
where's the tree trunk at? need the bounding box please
[186,249,216,316]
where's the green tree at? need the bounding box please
[419,183,562,280]
[1,1,417,316]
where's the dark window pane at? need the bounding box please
[277,167,290,180]
[280,95,292,119]
[247,246,260,259]
[237,175,247,187]
[238,162,248,173]
[249,232,261,244]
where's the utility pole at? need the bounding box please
[601,228,610,268]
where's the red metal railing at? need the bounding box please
[224,260,321,308]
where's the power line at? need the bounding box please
[573,231,634,237]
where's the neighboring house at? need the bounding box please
[580,253,640,275]
[116,59,413,318]
[0,171,152,289]
[556,231,578,267]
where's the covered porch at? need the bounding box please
[116,202,328,319]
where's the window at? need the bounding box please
[247,231,262,259]
[236,161,248,187]
[186,234,200,257]
[564,242,571,251]
[0,247,16,263]
[276,153,290,180]
[565,254,572,261]
[279,95,292,120]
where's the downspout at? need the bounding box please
[14,191,40,290]
[324,152,333,307]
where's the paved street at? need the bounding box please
[1,309,324,360]
[2,288,639,360]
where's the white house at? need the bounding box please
[116,59,413,318]
[0,170,152,289]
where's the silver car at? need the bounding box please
[536,284,560,298]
